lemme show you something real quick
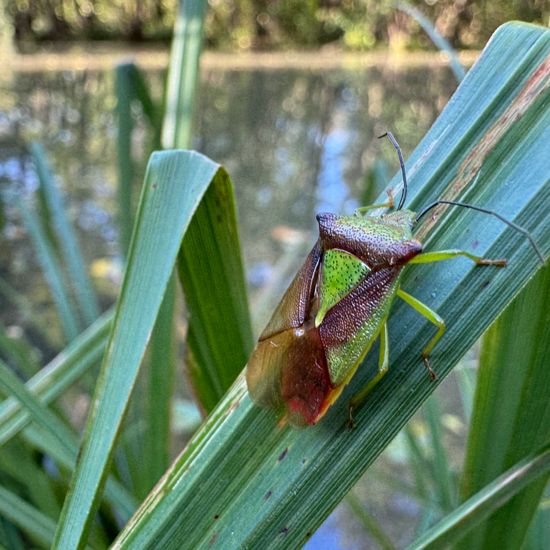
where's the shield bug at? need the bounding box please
[246,133,544,428]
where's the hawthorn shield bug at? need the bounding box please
[246,133,544,428]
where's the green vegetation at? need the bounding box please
[0,0,549,547]
[5,0,548,51]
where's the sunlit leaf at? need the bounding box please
[112,23,550,549]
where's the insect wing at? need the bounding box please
[259,241,322,340]
[320,266,401,386]
[246,325,331,427]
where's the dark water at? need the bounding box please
[0,59,458,548]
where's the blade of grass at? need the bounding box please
[454,366,476,422]
[0,358,136,520]
[346,490,396,550]
[0,322,40,378]
[423,396,455,511]
[0,309,112,444]
[112,23,550,548]
[161,0,207,150]
[30,141,100,325]
[130,64,162,148]
[115,63,136,257]
[17,200,80,342]
[177,171,253,411]
[410,441,550,549]
[396,2,466,82]
[403,424,432,504]
[0,517,25,550]
[458,261,550,549]
[0,485,57,549]
[53,150,247,548]
[142,276,175,495]
[0,439,60,517]
[524,501,550,550]
[139,0,206,495]
[21,424,136,521]
[115,62,162,258]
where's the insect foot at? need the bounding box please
[422,355,438,381]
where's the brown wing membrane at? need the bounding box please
[259,241,322,340]
[246,326,331,427]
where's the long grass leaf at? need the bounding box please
[0,439,60,517]
[130,65,162,146]
[0,310,112,444]
[346,491,396,550]
[53,151,244,548]
[396,2,466,82]
[141,276,175,494]
[112,23,550,548]
[0,486,57,548]
[137,0,207,495]
[161,0,207,150]
[0,358,136,520]
[115,63,137,256]
[410,442,550,549]
[17,200,80,341]
[423,397,455,511]
[30,141,100,325]
[177,173,253,411]
[20,425,136,521]
[458,262,550,549]
[0,322,39,377]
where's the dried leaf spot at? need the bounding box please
[278,448,288,462]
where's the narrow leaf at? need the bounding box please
[142,276,175,494]
[0,323,39,378]
[30,141,100,325]
[423,397,455,511]
[53,151,246,548]
[0,485,57,548]
[161,0,207,150]
[458,262,550,549]
[17,200,80,341]
[0,310,112,444]
[396,2,466,82]
[410,442,550,549]
[115,63,136,256]
[112,23,550,549]
[0,358,136,519]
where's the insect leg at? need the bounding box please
[355,189,395,215]
[348,322,389,428]
[397,288,445,379]
[408,249,506,266]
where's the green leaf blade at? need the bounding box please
[411,442,550,549]
[30,141,100,325]
[52,150,247,549]
[458,262,550,549]
[112,23,550,549]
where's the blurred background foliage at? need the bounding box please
[4,0,549,51]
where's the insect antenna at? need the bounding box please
[416,199,545,263]
[378,131,408,210]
